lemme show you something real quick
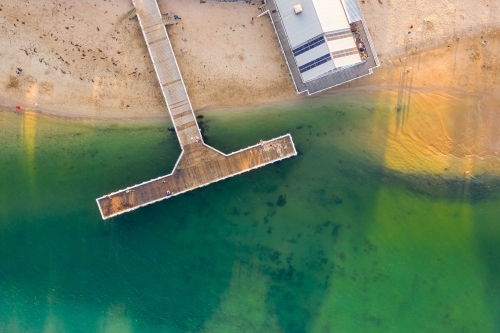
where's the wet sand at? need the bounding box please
[3,93,500,332]
[1,0,500,117]
[201,87,500,182]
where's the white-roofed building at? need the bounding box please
[265,0,379,94]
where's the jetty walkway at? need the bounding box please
[96,0,296,219]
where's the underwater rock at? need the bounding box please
[277,194,287,207]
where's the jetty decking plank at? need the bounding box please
[96,0,296,219]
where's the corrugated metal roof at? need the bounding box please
[340,0,362,23]
[311,0,350,32]
[326,36,356,53]
[298,54,332,73]
[333,53,361,68]
[274,0,372,84]
[292,35,325,56]
[276,0,323,48]
[275,0,354,47]
[295,42,330,66]
[267,0,378,94]
[301,60,335,82]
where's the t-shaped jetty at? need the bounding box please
[96,0,297,219]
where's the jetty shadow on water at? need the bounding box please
[197,95,393,332]
[320,88,500,332]
[0,110,187,331]
[2,88,500,332]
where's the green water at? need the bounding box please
[0,93,499,333]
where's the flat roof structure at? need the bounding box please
[265,0,379,94]
[96,0,297,219]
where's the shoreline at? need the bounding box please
[1,0,499,120]
[0,83,480,121]
[2,0,500,183]
[3,85,500,185]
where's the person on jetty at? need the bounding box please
[259,140,265,147]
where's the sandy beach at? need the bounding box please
[2,3,500,329]
[1,0,499,118]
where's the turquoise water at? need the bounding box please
[0,93,499,332]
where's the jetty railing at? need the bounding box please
[96,0,296,219]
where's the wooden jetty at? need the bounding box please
[96,0,297,219]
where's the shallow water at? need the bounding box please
[0,91,499,332]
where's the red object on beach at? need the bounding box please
[16,105,22,110]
